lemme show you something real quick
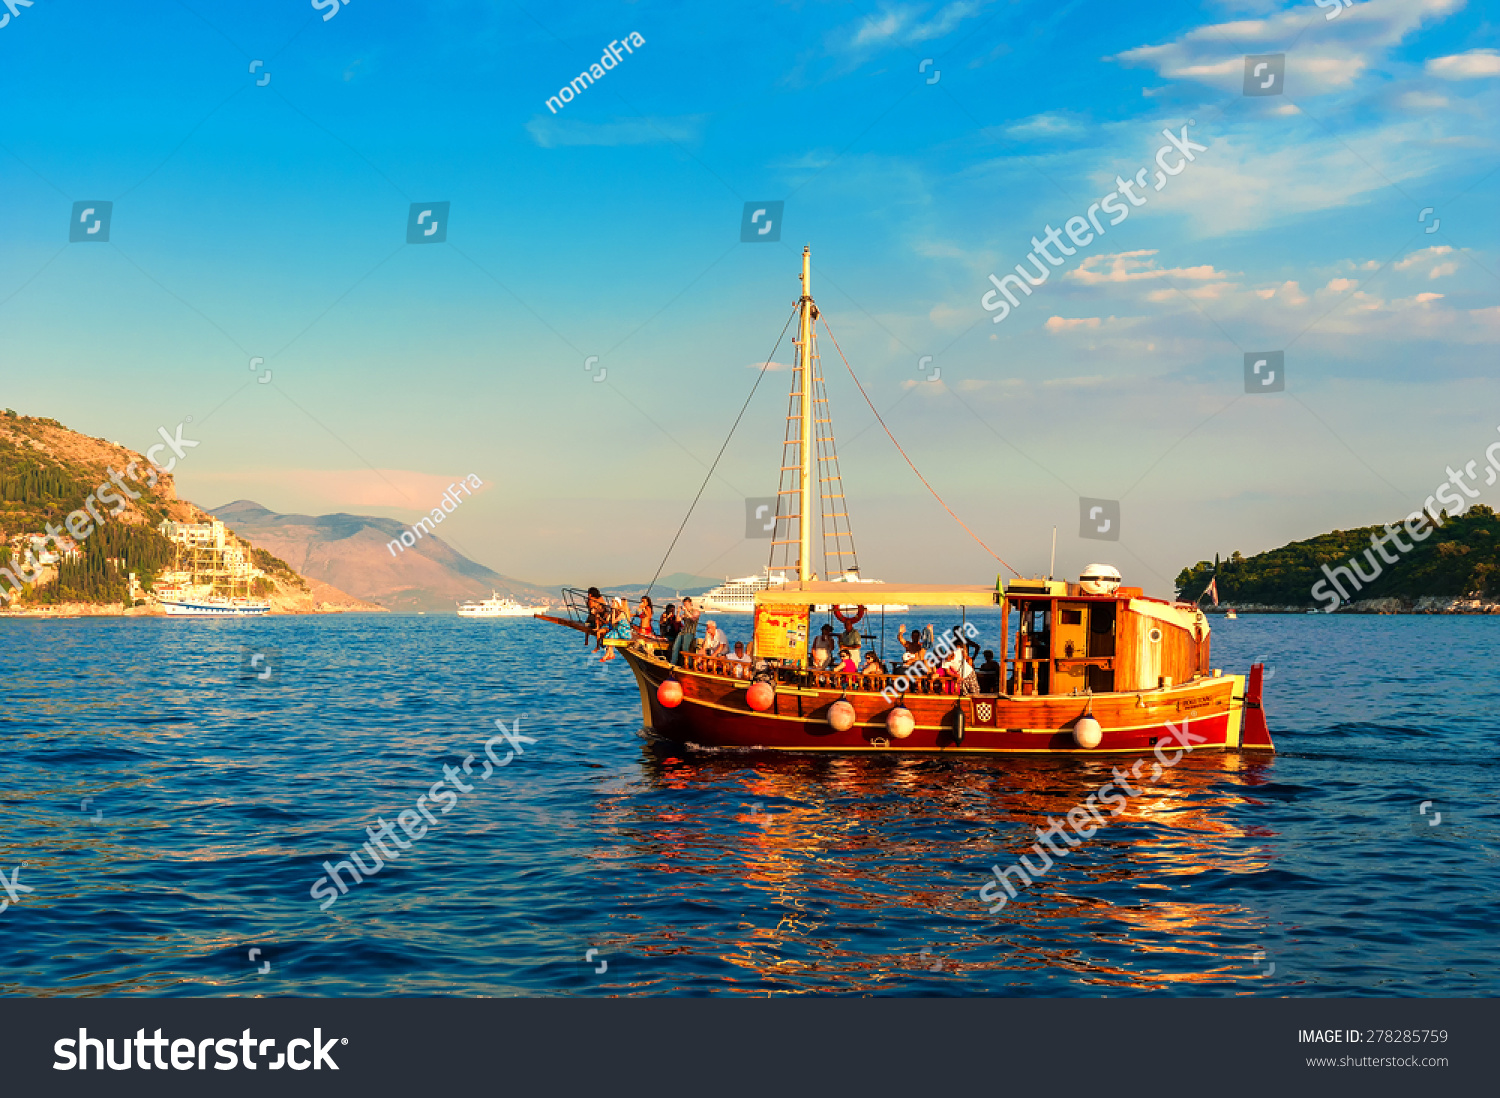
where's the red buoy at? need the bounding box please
[746,681,775,712]
[827,699,856,731]
[657,679,683,708]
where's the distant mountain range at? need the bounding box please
[601,573,721,599]
[209,500,558,614]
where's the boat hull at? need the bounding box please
[620,648,1272,755]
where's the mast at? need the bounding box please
[798,246,814,582]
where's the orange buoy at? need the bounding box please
[657,679,683,708]
[827,699,856,731]
[746,681,775,712]
[887,707,915,739]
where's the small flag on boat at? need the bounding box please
[1203,577,1219,606]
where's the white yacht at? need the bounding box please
[159,594,270,617]
[457,592,549,617]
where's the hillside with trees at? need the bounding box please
[1175,506,1500,610]
[0,410,371,612]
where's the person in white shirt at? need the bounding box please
[701,620,727,658]
[726,641,750,677]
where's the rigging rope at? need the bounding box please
[644,305,800,599]
[819,315,1021,577]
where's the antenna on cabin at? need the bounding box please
[1048,526,1057,581]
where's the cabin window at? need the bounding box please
[1060,609,1082,626]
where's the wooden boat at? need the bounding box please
[538,248,1273,756]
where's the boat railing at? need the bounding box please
[558,588,595,627]
[674,652,964,695]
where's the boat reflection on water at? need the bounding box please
[586,744,1284,995]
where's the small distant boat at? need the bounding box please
[160,595,269,617]
[1225,609,1238,620]
[457,592,549,618]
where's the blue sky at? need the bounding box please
[2,0,1496,593]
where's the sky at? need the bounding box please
[1,0,1496,596]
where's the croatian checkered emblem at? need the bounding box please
[975,702,993,723]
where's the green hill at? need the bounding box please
[1175,505,1500,610]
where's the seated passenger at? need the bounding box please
[836,647,859,674]
[599,598,632,662]
[633,595,655,638]
[977,650,1001,693]
[701,620,727,658]
[727,641,750,677]
[585,587,606,649]
[861,651,887,675]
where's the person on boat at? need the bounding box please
[585,587,606,649]
[811,623,837,663]
[836,647,859,674]
[861,650,887,675]
[897,624,928,670]
[702,620,727,658]
[659,603,680,648]
[943,642,978,694]
[669,597,700,665]
[946,624,979,660]
[838,619,862,655]
[977,650,1001,693]
[632,595,655,638]
[727,641,750,677]
[599,598,632,662]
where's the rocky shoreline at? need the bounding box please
[1211,596,1500,615]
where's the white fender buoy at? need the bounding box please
[827,699,856,731]
[1073,716,1102,749]
[887,707,915,739]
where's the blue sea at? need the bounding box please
[1,612,1496,997]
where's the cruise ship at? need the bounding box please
[457,592,550,618]
[699,571,908,614]
[698,572,790,614]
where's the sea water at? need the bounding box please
[0,612,1495,996]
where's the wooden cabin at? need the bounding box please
[1001,573,1211,698]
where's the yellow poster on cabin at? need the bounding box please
[754,604,809,664]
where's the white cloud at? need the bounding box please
[1068,250,1230,285]
[848,1,981,48]
[1396,245,1458,279]
[1113,0,1464,97]
[1427,49,1500,79]
[525,115,708,149]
